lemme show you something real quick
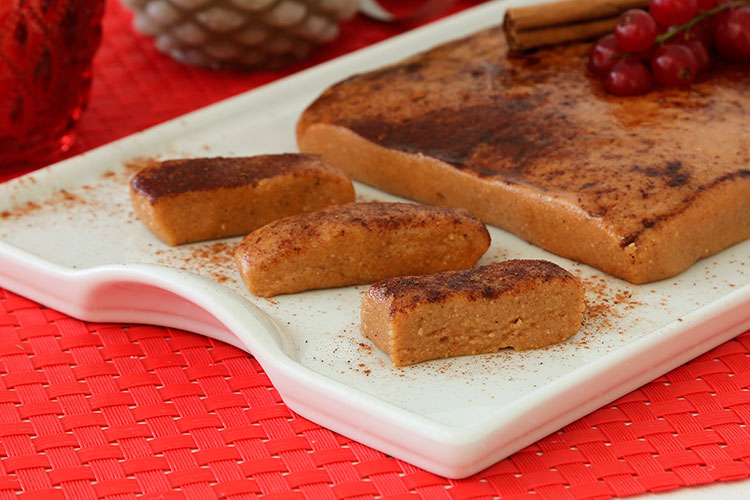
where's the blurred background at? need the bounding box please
[0,0,486,181]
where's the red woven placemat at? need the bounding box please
[3,287,750,499]
[2,1,750,498]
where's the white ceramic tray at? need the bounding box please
[1,0,749,479]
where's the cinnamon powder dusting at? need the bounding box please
[575,272,645,342]
[1,158,158,223]
[0,190,95,221]
[155,241,237,284]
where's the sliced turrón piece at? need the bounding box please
[361,259,585,366]
[234,202,490,297]
[130,154,355,246]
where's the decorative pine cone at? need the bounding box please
[120,0,359,69]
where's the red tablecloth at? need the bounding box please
[2,1,750,498]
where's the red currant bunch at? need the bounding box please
[588,0,750,96]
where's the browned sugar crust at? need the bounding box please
[234,201,491,297]
[297,27,750,284]
[129,154,355,246]
[361,259,585,366]
[131,154,331,201]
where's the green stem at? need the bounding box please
[655,0,750,45]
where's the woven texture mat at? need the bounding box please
[3,289,750,499]
[2,1,750,498]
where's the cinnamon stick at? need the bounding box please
[504,0,649,51]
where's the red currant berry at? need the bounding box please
[588,34,625,76]
[687,18,714,47]
[682,40,711,74]
[696,0,718,10]
[651,44,699,86]
[710,5,732,39]
[663,18,713,47]
[649,0,698,26]
[714,6,750,62]
[615,9,658,52]
[604,58,653,96]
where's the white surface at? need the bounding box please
[1,0,749,481]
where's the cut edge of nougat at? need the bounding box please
[360,259,585,367]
